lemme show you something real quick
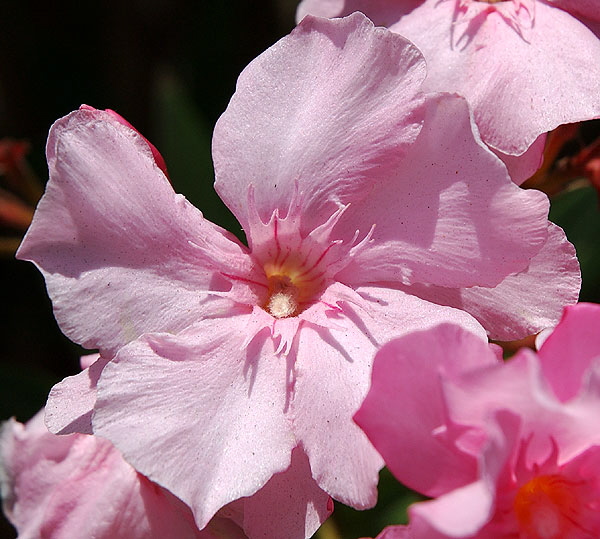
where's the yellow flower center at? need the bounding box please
[262,258,325,318]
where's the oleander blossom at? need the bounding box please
[0,405,244,539]
[356,303,600,538]
[17,13,578,538]
[297,0,600,183]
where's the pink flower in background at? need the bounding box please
[356,303,600,538]
[0,408,243,539]
[16,13,578,537]
[297,0,600,183]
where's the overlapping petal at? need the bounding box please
[292,284,486,506]
[17,108,258,356]
[213,13,426,235]
[299,1,600,160]
[398,223,581,340]
[381,0,600,155]
[335,94,550,289]
[45,355,108,435]
[537,302,600,402]
[0,411,214,539]
[92,314,297,529]
[240,447,332,539]
[354,323,496,498]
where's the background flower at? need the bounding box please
[356,303,600,538]
[297,0,600,184]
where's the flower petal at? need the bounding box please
[492,133,546,186]
[336,94,550,289]
[537,302,600,402]
[0,411,209,539]
[291,283,486,507]
[398,223,581,340]
[388,0,600,154]
[17,107,254,356]
[213,13,426,235]
[45,355,109,435]
[92,314,296,529]
[354,323,497,498]
[241,447,332,539]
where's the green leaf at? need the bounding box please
[151,70,243,240]
[549,184,600,303]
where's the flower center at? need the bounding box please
[262,258,326,318]
[513,474,585,538]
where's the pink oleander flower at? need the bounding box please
[0,406,243,539]
[297,0,600,184]
[356,303,600,538]
[17,13,578,538]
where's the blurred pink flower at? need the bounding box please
[0,408,243,539]
[357,303,600,538]
[297,0,600,183]
[17,12,578,537]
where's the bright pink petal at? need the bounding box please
[241,447,332,539]
[0,411,211,539]
[546,0,600,23]
[389,0,600,155]
[375,526,418,539]
[17,107,257,356]
[537,303,600,402]
[399,223,581,340]
[213,13,426,235]
[407,411,519,538]
[335,93,550,289]
[355,323,497,498]
[444,350,600,464]
[45,355,109,435]
[92,314,296,529]
[291,283,486,507]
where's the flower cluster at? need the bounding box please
[2,3,599,539]
[356,302,600,538]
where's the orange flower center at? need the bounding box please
[514,474,585,538]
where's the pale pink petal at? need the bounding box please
[389,1,600,155]
[291,283,486,507]
[79,352,100,370]
[213,13,426,235]
[39,441,204,539]
[492,133,546,185]
[354,324,497,498]
[1,412,74,537]
[296,0,414,26]
[398,223,581,340]
[45,355,109,435]
[241,447,332,539]
[537,302,600,402]
[0,411,210,539]
[92,314,296,529]
[17,107,257,356]
[335,93,550,288]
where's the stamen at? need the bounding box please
[265,275,300,318]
